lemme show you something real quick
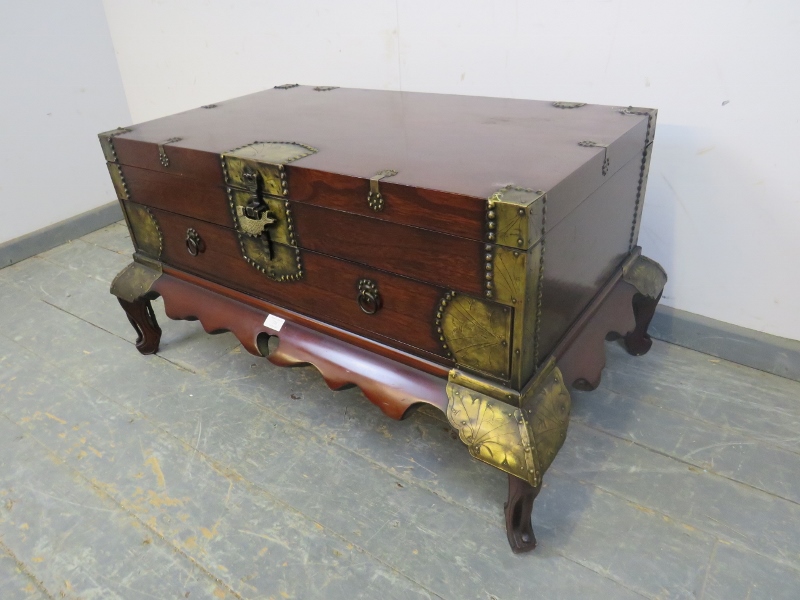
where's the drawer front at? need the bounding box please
[123,200,518,380]
[137,203,460,363]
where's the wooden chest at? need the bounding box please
[102,85,666,553]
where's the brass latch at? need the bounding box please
[158,137,182,168]
[367,169,398,211]
[579,140,610,176]
[220,141,315,282]
[236,165,278,259]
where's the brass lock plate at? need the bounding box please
[221,141,318,197]
[221,142,316,282]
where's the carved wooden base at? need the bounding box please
[109,251,666,555]
[118,297,162,355]
[505,475,542,553]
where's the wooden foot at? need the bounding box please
[505,474,541,553]
[624,292,661,356]
[118,297,162,355]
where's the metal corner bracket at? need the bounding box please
[622,254,667,299]
[446,358,571,487]
[485,185,546,250]
[98,127,132,163]
[110,258,162,303]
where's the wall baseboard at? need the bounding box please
[650,305,800,383]
[0,202,123,269]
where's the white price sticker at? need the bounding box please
[263,314,285,332]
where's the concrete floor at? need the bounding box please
[1,223,800,600]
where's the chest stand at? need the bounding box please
[110,252,666,554]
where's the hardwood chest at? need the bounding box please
[101,85,666,553]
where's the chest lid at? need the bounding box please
[100,86,653,249]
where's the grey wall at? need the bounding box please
[0,0,131,245]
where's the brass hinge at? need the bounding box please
[552,101,586,109]
[157,137,182,168]
[367,169,398,211]
[579,140,610,176]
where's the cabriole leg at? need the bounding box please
[624,292,661,356]
[111,262,164,355]
[117,296,162,355]
[505,474,542,553]
[621,255,667,357]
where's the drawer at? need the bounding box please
[127,201,491,364]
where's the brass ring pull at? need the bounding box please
[186,228,204,256]
[357,279,381,315]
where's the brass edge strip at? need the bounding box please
[98,127,132,163]
[532,194,547,365]
[620,107,657,250]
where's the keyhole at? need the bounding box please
[260,229,273,261]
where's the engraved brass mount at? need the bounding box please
[436,292,513,380]
[221,141,318,282]
[123,202,162,260]
[446,359,571,487]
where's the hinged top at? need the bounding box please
[101,86,653,247]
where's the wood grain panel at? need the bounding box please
[120,164,233,227]
[290,202,485,296]
[144,203,456,363]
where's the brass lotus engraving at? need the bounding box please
[447,385,533,479]
[446,361,571,486]
[440,293,513,380]
[521,366,571,476]
[124,202,162,260]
